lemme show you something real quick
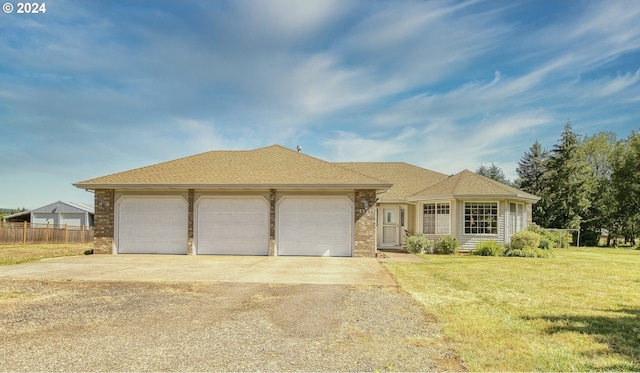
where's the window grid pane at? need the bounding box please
[423,204,435,235]
[423,203,450,235]
[464,202,498,235]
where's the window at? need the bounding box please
[465,202,498,235]
[423,203,450,235]
[509,203,525,235]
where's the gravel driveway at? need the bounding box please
[0,278,465,372]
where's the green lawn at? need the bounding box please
[384,248,640,372]
[0,243,92,266]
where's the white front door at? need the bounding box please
[381,207,399,245]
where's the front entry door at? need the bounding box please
[382,207,399,245]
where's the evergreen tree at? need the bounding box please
[545,121,591,229]
[516,140,551,227]
[476,163,510,185]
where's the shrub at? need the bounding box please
[503,247,553,258]
[473,240,506,256]
[526,225,563,250]
[405,234,435,254]
[527,224,560,250]
[552,230,572,248]
[505,230,555,258]
[435,236,459,255]
[510,230,541,251]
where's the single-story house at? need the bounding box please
[2,201,94,228]
[74,145,539,256]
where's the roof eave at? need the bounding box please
[74,183,393,191]
[408,193,540,202]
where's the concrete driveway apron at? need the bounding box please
[0,255,396,286]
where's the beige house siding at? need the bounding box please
[407,204,415,235]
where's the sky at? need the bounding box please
[1,0,639,209]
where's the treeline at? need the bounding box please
[515,122,639,246]
[0,208,27,220]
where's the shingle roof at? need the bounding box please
[335,162,448,201]
[32,201,94,214]
[409,169,540,201]
[74,145,392,189]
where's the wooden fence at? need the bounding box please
[0,222,94,245]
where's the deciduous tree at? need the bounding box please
[612,130,640,246]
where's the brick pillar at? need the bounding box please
[187,189,194,254]
[94,189,115,254]
[268,189,276,256]
[354,189,377,257]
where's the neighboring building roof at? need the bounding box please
[2,201,94,222]
[408,169,540,201]
[32,201,94,214]
[335,162,449,201]
[74,145,392,190]
[2,210,30,222]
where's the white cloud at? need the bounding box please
[322,112,551,177]
[322,128,419,162]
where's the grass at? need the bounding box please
[384,247,640,372]
[0,243,92,266]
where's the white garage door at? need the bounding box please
[196,197,269,255]
[117,196,188,254]
[277,196,352,257]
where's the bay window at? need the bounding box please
[464,202,498,235]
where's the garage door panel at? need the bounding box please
[201,213,268,227]
[117,196,188,254]
[278,197,353,257]
[196,197,269,255]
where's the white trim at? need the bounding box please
[193,195,270,255]
[275,195,354,257]
[114,195,188,255]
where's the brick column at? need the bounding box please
[94,189,115,254]
[187,189,194,254]
[268,189,276,256]
[354,189,377,257]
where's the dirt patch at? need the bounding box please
[0,279,465,372]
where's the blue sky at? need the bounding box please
[1,0,639,209]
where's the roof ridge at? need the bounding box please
[453,170,472,192]
[334,161,449,178]
[261,145,389,184]
[331,163,395,184]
